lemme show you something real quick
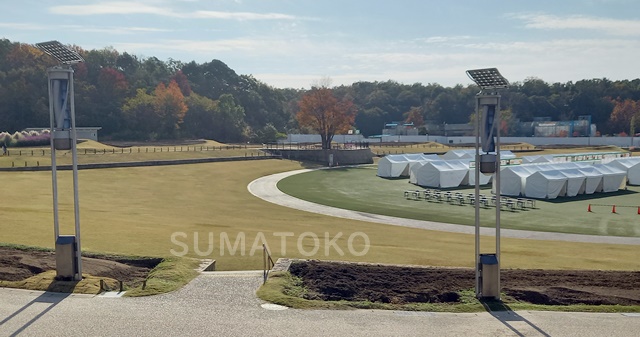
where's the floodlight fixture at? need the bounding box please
[466,68,509,91]
[36,40,84,65]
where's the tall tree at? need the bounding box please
[213,94,246,142]
[608,98,639,134]
[297,84,356,149]
[154,80,188,138]
[403,106,424,127]
[182,93,217,139]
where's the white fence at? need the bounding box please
[282,134,639,148]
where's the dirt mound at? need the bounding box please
[290,260,640,306]
[0,247,159,287]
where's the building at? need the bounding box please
[382,122,419,136]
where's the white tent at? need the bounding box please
[606,157,640,185]
[468,170,493,185]
[413,160,469,188]
[558,169,587,197]
[497,165,538,196]
[377,154,439,178]
[377,154,411,178]
[576,167,604,194]
[521,155,554,164]
[592,164,627,192]
[523,162,591,171]
[442,149,515,160]
[409,161,427,184]
[524,170,568,199]
[442,149,474,160]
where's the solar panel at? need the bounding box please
[466,68,509,90]
[35,41,84,65]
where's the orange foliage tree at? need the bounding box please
[403,106,424,127]
[297,85,356,149]
[154,80,188,138]
[608,98,639,134]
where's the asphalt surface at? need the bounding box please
[2,168,640,336]
[2,271,639,336]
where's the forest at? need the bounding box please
[1,38,639,143]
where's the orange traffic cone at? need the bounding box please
[588,204,592,212]
[612,205,616,213]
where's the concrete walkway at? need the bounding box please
[248,169,640,245]
[2,272,639,336]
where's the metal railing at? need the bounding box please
[262,243,275,284]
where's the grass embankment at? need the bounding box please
[0,243,199,296]
[258,272,640,313]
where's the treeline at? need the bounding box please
[1,38,639,141]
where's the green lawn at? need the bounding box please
[278,166,640,237]
[1,158,639,272]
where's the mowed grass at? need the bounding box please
[278,166,640,237]
[1,159,639,272]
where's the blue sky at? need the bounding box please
[2,0,639,89]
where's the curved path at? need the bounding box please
[248,168,640,245]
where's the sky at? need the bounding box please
[1,0,639,89]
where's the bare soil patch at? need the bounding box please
[290,260,640,306]
[0,246,160,287]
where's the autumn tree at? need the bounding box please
[297,84,356,149]
[403,106,424,127]
[154,80,188,138]
[608,98,640,134]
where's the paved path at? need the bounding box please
[1,272,639,336]
[248,169,640,245]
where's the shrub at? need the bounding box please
[0,130,51,147]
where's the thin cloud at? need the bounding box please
[193,11,297,20]
[60,24,172,34]
[50,2,179,17]
[49,2,305,21]
[510,13,640,36]
[0,21,171,35]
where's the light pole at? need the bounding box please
[466,68,509,299]
[36,41,85,281]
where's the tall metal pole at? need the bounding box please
[474,96,481,298]
[495,97,501,300]
[48,73,60,240]
[69,67,82,280]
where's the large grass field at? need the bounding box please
[1,155,639,272]
[278,166,640,237]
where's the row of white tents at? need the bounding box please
[496,162,628,199]
[377,150,515,179]
[377,152,640,199]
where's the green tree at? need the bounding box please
[213,94,246,142]
[183,93,218,139]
